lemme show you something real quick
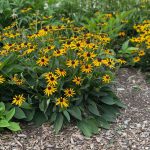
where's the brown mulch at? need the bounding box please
[0,68,150,150]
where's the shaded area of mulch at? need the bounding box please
[0,68,150,150]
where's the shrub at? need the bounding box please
[0,14,140,136]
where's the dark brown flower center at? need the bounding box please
[68,91,71,94]
[60,69,63,72]
[57,50,60,54]
[97,58,102,62]
[60,98,63,102]
[76,43,80,47]
[50,77,54,81]
[85,65,89,69]
[87,53,91,57]
[41,59,45,62]
[71,61,75,64]
[48,87,51,90]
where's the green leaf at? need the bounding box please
[0,120,10,127]
[63,110,70,122]
[88,101,100,116]
[54,113,64,134]
[98,118,110,129]
[39,99,50,113]
[21,102,32,110]
[14,107,26,119]
[87,118,99,134]
[78,118,99,137]
[0,102,5,113]
[24,109,35,121]
[68,107,82,120]
[50,112,57,123]
[0,53,15,70]
[5,108,15,121]
[33,111,48,126]
[114,98,127,108]
[101,112,116,122]
[7,122,21,131]
[78,120,92,137]
[101,96,115,105]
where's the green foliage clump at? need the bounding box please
[0,102,21,132]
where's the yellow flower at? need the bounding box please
[55,68,66,77]
[44,85,57,96]
[66,59,79,68]
[117,59,126,64]
[102,75,111,83]
[118,32,125,37]
[44,72,55,79]
[104,49,114,55]
[138,50,145,56]
[72,76,83,85]
[103,58,115,68]
[12,94,25,106]
[82,52,96,61]
[44,45,55,53]
[53,49,65,57]
[81,64,92,73]
[11,74,24,85]
[36,56,49,66]
[0,75,5,84]
[133,57,140,62]
[64,88,75,97]
[56,97,69,108]
[93,58,103,67]
[46,75,58,86]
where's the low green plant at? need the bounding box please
[0,9,141,136]
[0,102,21,132]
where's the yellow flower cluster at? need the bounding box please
[0,16,129,108]
[131,20,150,49]
[130,20,149,63]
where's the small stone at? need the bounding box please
[90,143,94,149]
[136,123,141,128]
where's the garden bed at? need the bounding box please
[0,68,149,150]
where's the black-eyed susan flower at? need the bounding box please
[66,59,79,68]
[46,75,58,86]
[118,32,126,37]
[104,49,114,55]
[81,64,92,73]
[36,56,49,66]
[102,74,111,83]
[117,59,126,64]
[56,97,69,108]
[93,58,103,67]
[133,56,140,62]
[138,50,145,56]
[103,58,115,68]
[44,85,57,96]
[11,74,24,85]
[53,49,65,57]
[0,75,5,84]
[44,72,55,79]
[82,52,96,61]
[12,94,25,106]
[55,68,66,77]
[64,88,75,97]
[72,76,83,85]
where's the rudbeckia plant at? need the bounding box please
[0,15,138,137]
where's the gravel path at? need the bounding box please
[0,68,150,150]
